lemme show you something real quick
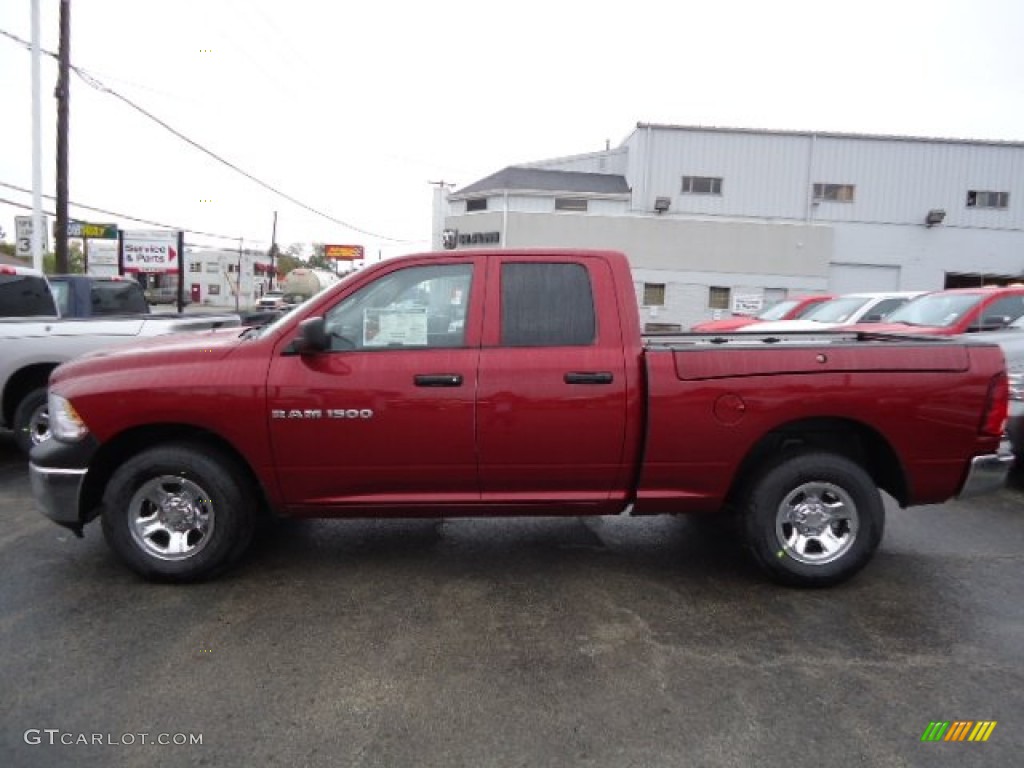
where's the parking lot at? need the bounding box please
[1,430,1021,768]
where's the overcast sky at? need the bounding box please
[2,0,1023,259]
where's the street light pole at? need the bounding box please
[30,0,44,271]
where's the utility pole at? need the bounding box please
[268,211,278,290]
[54,0,72,273]
[236,238,243,312]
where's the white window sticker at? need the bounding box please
[363,307,429,347]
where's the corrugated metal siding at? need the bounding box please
[810,136,1024,228]
[642,126,1024,229]
[642,128,810,219]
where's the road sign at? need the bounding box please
[123,230,180,273]
[64,220,119,240]
[325,244,364,260]
[15,215,49,258]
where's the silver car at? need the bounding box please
[962,318,1024,465]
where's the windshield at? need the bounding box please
[800,296,872,324]
[248,270,362,339]
[883,293,982,327]
[756,300,799,321]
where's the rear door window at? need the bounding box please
[0,274,57,317]
[90,280,150,315]
[500,263,596,346]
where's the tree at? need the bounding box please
[43,241,84,274]
[307,243,330,271]
[276,252,303,277]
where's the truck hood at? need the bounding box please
[690,317,757,332]
[50,326,249,386]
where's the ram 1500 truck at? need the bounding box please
[28,249,1013,587]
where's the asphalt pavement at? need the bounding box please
[0,431,1021,768]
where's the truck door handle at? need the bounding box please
[564,371,614,385]
[414,374,463,387]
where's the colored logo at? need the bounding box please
[921,721,997,742]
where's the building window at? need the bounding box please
[227,264,239,273]
[466,198,488,212]
[643,283,665,306]
[709,286,731,310]
[208,284,220,296]
[554,197,588,212]
[681,176,723,195]
[188,262,202,273]
[813,183,855,202]
[205,262,219,273]
[966,190,1009,209]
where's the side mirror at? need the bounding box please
[292,317,328,354]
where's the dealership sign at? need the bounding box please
[123,230,180,273]
[441,229,500,249]
[731,293,764,315]
[54,220,119,240]
[324,244,364,260]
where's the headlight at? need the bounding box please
[49,393,89,442]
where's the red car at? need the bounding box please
[847,286,1024,336]
[691,294,835,332]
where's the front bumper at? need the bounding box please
[29,463,88,529]
[28,435,99,533]
[957,439,1015,499]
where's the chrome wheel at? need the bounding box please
[128,475,215,561]
[27,402,50,446]
[774,480,859,566]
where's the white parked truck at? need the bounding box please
[0,264,241,454]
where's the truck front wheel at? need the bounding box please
[101,443,255,582]
[13,387,50,456]
[739,451,884,588]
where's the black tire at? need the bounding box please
[739,451,884,588]
[101,443,255,582]
[13,387,50,457]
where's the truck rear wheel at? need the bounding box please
[101,443,255,582]
[739,451,884,587]
[13,387,50,456]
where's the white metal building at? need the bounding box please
[139,246,275,309]
[438,124,1024,330]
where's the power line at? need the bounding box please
[0,181,267,244]
[0,27,416,244]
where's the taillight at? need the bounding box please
[1008,368,1024,402]
[980,371,1009,437]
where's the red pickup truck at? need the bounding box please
[29,249,1012,587]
